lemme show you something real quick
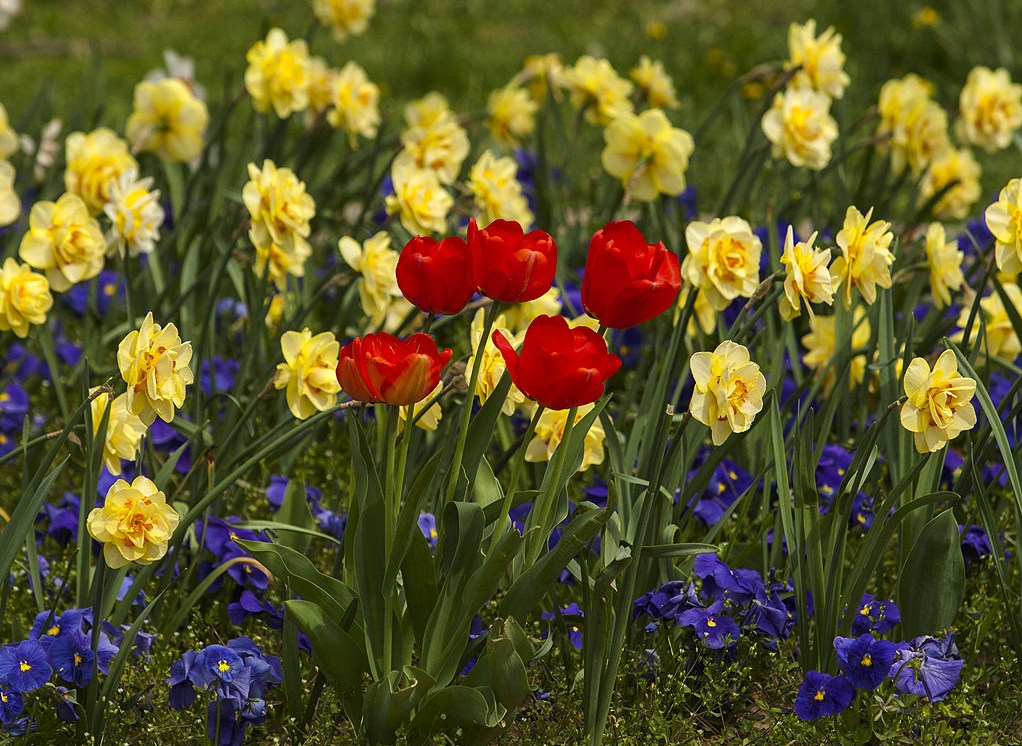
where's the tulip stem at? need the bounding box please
[382,405,399,676]
[525,404,578,568]
[442,301,500,506]
[487,404,544,555]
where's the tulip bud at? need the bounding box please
[467,218,557,303]
[396,235,475,315]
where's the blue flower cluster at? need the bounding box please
[167,636,283,746]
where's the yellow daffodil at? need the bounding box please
[503,287,563,334]
[90,389,147,476]
[761,86,838,171]
[243,159,316,290]
[689,340,766,446]
[957,66,1022,153]
[0,258,52,338]
[464,308,527,416]
[0,103,17,159]
[244,28,311,118]
[802,306,871,392]
[954,283,1022,361]
[63,128,138,215]
[923,223,964,309]
[515,54,566,102]
[487,85,538,144]
[682,216,762,312]
[126,78,209,163]
[327,61,380,145]
[398,382,443,432]
[403,92,452,129]
[385,160,452,235]
[274,328,342,420]
[779,225,835,320]
[467,149,533,228]
[394,111,469,185]
[918,147,981,221]
[876,75,950,176]
[305,57,336,120]
[900,349,977,453]
[630,56,679,109]
[104,169,165,258]
[563,55,634,125]
[984,178,1022,274]
[19,193,105,292]
[87,476,180,569]
[312,0,375,42]
[831,205,894,308]
[525,403,606,472]
[0,159,18,227]
[118,312,193,425]
[785,19,850,99]
[338,231,400,326]
[601,108,694,201]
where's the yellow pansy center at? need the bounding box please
[218,660,232,674]
[706,618,717,628]
[860,654,872,667]
[19,661,31,673]
[813,690,825,702]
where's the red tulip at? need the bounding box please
[336,332,452,406]
[467,218,557,303]
[492,315,621,410]
[396,235,475,315]
[581,220,681,328]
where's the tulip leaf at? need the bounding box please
[277,478,316,553]
[473,456,504,508]
[898,509,965,638]
[642,542,719,559]
[459,372,513,494]
[364,666,435,746]
[401,528,439,650]
[406,685,504,745]
[385,450,443,592]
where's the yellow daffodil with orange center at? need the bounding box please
[630,56,679,109]
[876,75,950,176]
[954,283,1022,361]
[394,112,469,186]
[0,258,52,338]
[19,193,105,292]
[104,169,165,258]
[563,55,634,125]
[918,148,981,221]
[602,108,694,202]
[525,403,607,471]
[464,308,527,416]
[779,225,835,320]
[243,160,316,290]
[761,87,838,171]
[689,340,766,446]
[312,0,375,42]
[900,350,977,453]
[125,79,209,163]
[487,85,538,144]
[63,128,138,215]
[327,61,380,145]
[385,160,452,236]
[87,476,180,569]
[984,178,1022,274]
[923,223,964,309]
[0,160,18,227]
[957,66,1022,153]
[467,149,534,228]
[338,231,400,326]
[831,205,894,308]
[682,216,762,312]
[244,28,311,118]
[274,328,342,420]
[785,19,850,99]
[90,389,147,476]
[802,306,871,392]
[118,312,193,425]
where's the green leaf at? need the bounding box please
[642,542,718,559]
[407,686,504,745]
[278,478,316,553]
[473,456,504,508]
[384,450,442,592]
[401,529,439,650]
[364,666,435,745]
[898,509,966,638]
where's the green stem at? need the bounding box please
[382,407,399,676]
[39,323,70,423]
[525,405,577,567]
[487,404,544,555]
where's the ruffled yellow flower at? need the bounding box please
[515,53,566,102]
[525,403,606,472]
[398,382,443,432]
[761,86,838,171]
[503,287,563,334]
[900,350,977,453]
[90,389,147,476]
[0,160,18,227]
[0,103,17,159]
[682,216,762,311]
[630,56,679,109]
[245,28,311,118]
[305,57,336,120]
[465,308,527,416]
[64,128,138,215]
[785,19,850,99]
[265,292,290,331]
[918,147,981,221]
[957,66,1022,153]
[779,225,835,320]
[394,111,469,185]
[467,149,533,229]
[955,283,1022,361]
[403,92,451,129]
[104,169,165,258]
[876,75,950,175]
[87,476,180,569]
[385,160,452,236]
[19,193,105,292]
[678,286,719,336]
[338,231,400,326]
[118,312,193,425]
[563,55,634,125]
[985,179,1022,274]
[602,108,694,202]
[125,79,209,163]
[689,340,766,446]
[274,328,342,420]
[802,306,871,392]
[327,61,380,145]
[0,258,52,338]
[243,160,316,290]
[923,223,964,310]
[487,85,538,144]
[831,206,894,308]
[312,0,375,42]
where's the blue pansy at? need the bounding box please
[694,553,765,604]
[418,513,439,548]
[633,580,701,626]
[0,640,52,692]
[834,634,898,690]
[960,524,992,563]
[0,685,25,725]
[794,670,856,720]
[677,599,740,649]
[542,603,584,650]
[889,634,964,702]
[48,630,95,688]
[849,594,900,635]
